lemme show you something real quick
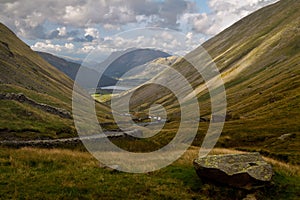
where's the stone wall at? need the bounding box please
[0,93,72,119]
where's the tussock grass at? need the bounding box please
[263,157,300,177]
[0,147,299,200]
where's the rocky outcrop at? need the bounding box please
[0,93,72,119]
[193,153,273,189]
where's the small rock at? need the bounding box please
[193,152,273,189]
[278,133,295,141]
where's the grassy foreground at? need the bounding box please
[0,147,299,200]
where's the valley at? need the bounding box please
[0,0,299,199]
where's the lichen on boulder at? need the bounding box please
[193,152,273,189]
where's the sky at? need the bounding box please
[0,0,279,60]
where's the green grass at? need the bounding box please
[0,147,299,200]
[0,99,76,139]
[92,93,113,103]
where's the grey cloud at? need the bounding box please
[46,29,79,39]
[0,0,194,40]
[125,0,192,29]
[48,30,59,39]
[19,25,80,40]
[73,35,94,42]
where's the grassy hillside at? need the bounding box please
[0,147,299,199]
[0,23,112,139]
[0,2,299,199]
[115,0,300,164]
[118,56,180,88]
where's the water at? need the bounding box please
[100,85,131,91]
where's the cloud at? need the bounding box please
[57,27,67,37]
[1,0,278,40]
[84,28,100,39]
[0,0,193,39]
[69,28,100,43]
[32,40,75,53]
[0,0,280,59]
[179,0,279,36]
[65,43,75,50]
[93,28,204,57]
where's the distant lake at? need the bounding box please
[100,85,131,91]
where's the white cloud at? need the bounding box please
[57,27,67,36]
[178,0,279,36]
[81,45,95,53]
[32,40,75,53]
[32,41,62,52]
[65,43,74,49]
[94,29,203,57]
[84,28,100,39]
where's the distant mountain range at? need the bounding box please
[38,48,170,89]
[100,48,170,79]
[37,51,118,88]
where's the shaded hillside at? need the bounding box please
[102,48,170,79]
[37,51,118,88]
[0,23,112,139]
[116,0,300,163]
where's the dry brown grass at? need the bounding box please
[19,147,92,158]
[177,146,300,177]
[10,146,299,179]
[263,157,300,177]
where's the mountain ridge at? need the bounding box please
[37,51,118,88]
[114,0,300,163]
[100,48,170,79]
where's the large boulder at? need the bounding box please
[193,153,273,189]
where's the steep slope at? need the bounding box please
[0,23,112,139]
[116,0,300,163]
[118,56,179,88]
[102,48,170,79]
[37,51,118,88]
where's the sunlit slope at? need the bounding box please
[118,56,179,88]
[117,0,300,163]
